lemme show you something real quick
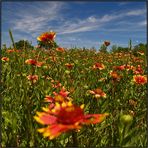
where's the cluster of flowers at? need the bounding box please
[34,86,109,140]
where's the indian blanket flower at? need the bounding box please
[93,63,105,70]
[56,47,65,52]
[45,87,71,103]
[25,59,44,67]
[137,50,145,55]
[133,65,144,75]
[124,65,135,71]
[104,41,110,46]
[37,31,56,42]
[27,75,38,83]
[113,65,125,71]
[89,88,106,99]
[110,71,121,81]
[65,63,74,69]
[132,75,147,85]
[6,49,20,53]
[34,102,109,140]
[1,57,9,62]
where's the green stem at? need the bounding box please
[9,29,16,49]
[119,125,126,146]
[72,131,78,147]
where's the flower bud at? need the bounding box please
[65,70,70,74]
[120,114,133,125]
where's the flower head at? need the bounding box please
[1,57,9,62]
[65,63,74,69]
[93,63,105,70]
[110,71,121,81]
[113,65,125,71]
[25,59,44,67]
[27,75,38,83]
[104,41,110,46]
[133,65,144,75]
[56,47,65,52]
[89,88,106,98]
[37,31,56,42]
[133,75,147,85]
[34,102,109,139]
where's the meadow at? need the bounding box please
[1,31,147,147]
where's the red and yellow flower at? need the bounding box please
[34,102,109,140]
[89,88,106,99]
[56,47,65,52]
[27,75,38,83]
[104,41,110,46]
[25,59,44,67]
[37,31,56,42]
[93,63,105,70]
[132,75,147,85]
[110,71,121,81]
[1,57,9,62]
[65,63,74,69]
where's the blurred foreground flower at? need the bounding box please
[34,102,109,140]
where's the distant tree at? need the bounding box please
[13,40,34,50]
[110,45,118,53]
[2,44,7,50]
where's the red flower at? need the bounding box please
[6,49,20,53]
[25,59,37,65]
[93,63,105,70]
[34,102,109,139]
[110,71,121,81]
[65,63,74,69]
[133,65,144,75]
[56,47,65,52]
[45,87,71,103]
[133,75,147,85]
[89,88,106,98]
[25,59,44,67]
[37,31,56,42]
[113,65,125,71]
[104,41,110,46]
[27,75,38,83]
[1,57,9,62]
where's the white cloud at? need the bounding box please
[126,9,146,16]
[56,8,146,35]
[138,20,147,26]
[9,2,66,34]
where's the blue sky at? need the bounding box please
[2,1,147,49]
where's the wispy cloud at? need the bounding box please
[7,2,66,34]
[56,8,146,35]
[2,2,146,48]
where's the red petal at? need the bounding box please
[40,113,57,124]
[84,113,109,124]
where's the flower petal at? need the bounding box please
[34,112,57,125]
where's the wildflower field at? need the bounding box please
[1,31,147,147]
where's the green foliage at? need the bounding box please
[13,40,34,50]
[99,44,107,53]
[2,44,147,147]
